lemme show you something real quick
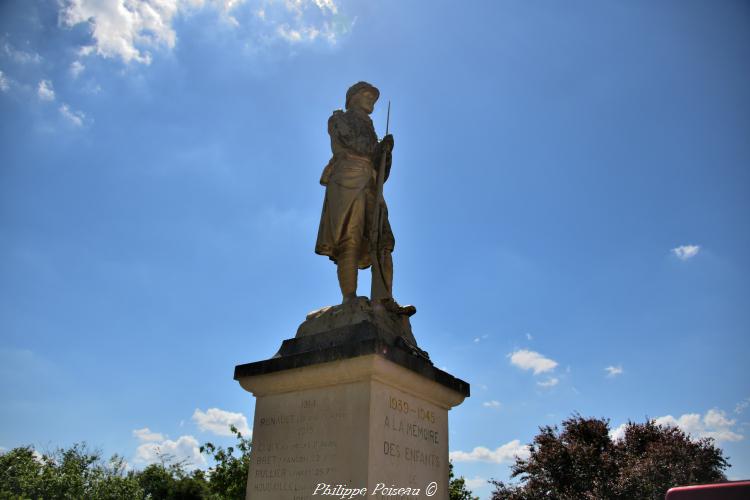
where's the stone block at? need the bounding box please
[235,318,469,499]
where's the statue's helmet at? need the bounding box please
[345,81,380,109]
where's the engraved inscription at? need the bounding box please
[382,393,441,469]
[249,397,344,496]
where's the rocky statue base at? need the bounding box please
[234,300,470,500]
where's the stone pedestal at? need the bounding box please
[235,304,469,500]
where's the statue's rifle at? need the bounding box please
[371,101,390,300]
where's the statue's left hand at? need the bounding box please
[381,134,394,153]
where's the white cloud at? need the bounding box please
[60,0,194,64]
[509,349,558,375]
[672,244,700,261]
[70,60,85,78]
[735,398,750,415]
[537,377,559,388]
[613,409,743,443]
[132,407,249,470]
[134,434,206,468]
[283,0,336,19]
[59,0,345,65]
[283,0,306,18]
[0,71,8,92]
[38,80,55,101]
[525,333,533,340]
[313,0,337,14]
[605,365,623,377]
[703,409,734,428]
[266,0,343,44]
[654,409,743,443]
[192,407,251,437]
[133,427,164,442]
[473,334,489,344]
[610,423,627,441]
[2,42,42,64]
[277,24,321,43]
[464,476,486,490]
[610,409,743,444]
[482,400,501,408]
[212,0,248,26]
[450,440,530,464]
[59,103,86,126]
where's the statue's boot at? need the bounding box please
[377,298,417,317]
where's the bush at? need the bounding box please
[0,425,251,499]
[491,414,729,500]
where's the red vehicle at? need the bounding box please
[665,480,750,499]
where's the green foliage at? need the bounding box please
[0,444,143,499]
[4,416,727,500]
[449,460,479,500]
[137,459,209,500]
[139,462,176,499]
[0,446,45,499]
[491,414,729,500]
[0,432,480,500]
[0,425,251,500]
[200,425,252,500]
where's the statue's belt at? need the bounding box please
[320,154,374,186]
[335,153,373,164]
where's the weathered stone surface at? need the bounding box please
[235,315,469,499]
[235,320,468,397]
[296,296,417,347]
[235,312,470,499]
[237,354,466,499]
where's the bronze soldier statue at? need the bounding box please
[315,82,415,316]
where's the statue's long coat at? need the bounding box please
[315,108,394,269]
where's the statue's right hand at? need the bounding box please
[381,134,394,152]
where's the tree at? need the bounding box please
[139,462,176,499]
[200,424,252,500]
[138,460,209,500]
[0,446,45,498]
[614,418,728,499]
[0,443,143,499]
[491,414,729,500]
[449,460,479,500]
[0,425,251,500]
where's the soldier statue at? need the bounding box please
[315,82,415,316]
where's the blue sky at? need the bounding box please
[1,0,749,496]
